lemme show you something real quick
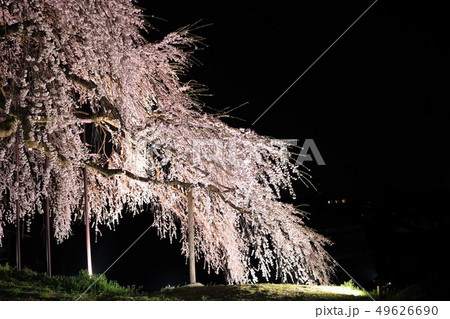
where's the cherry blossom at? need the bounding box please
[0,0,333,284]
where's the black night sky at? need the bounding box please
[3,0,449,299]
[141,1,449,200]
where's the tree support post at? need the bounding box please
[83,124,93,276]
[15,129,21,271]
[188,189,196,284]
[45,157,52,277]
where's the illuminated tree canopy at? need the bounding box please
[0,0,333,284]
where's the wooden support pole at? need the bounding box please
[83,124,93,276]
[15,129,21,271]
[45,157,52,277]
[188,189,196,284]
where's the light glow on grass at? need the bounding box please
[318,286,365,296]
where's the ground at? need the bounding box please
[153,283,370,301]
[0,265,371,301]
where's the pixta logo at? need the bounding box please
[281,139,326,166]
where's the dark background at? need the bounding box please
[1,0,449,299]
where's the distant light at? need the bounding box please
[341,199,346,204]
[327,200,331,205]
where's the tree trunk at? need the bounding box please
[15,129,21,271]
[83,124,93,276]
[45,157,52,277]
[188,189,196,284]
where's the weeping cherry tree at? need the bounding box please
[0,0,333,284]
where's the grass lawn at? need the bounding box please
[0,264,371,301]
[152,283,371,301]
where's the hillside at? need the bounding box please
[0,265,370,301]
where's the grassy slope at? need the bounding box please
[153,284,371,301]
[0,265,370,301]
[0,265,155,301]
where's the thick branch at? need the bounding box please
[1,21,20,38]
[86,161,190,187]
[0,117,15,137]
[62,68,124,125]
[64,71,97,90]
[34,112,120,128]
[1,85,121,137]
[85,161,249,215]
